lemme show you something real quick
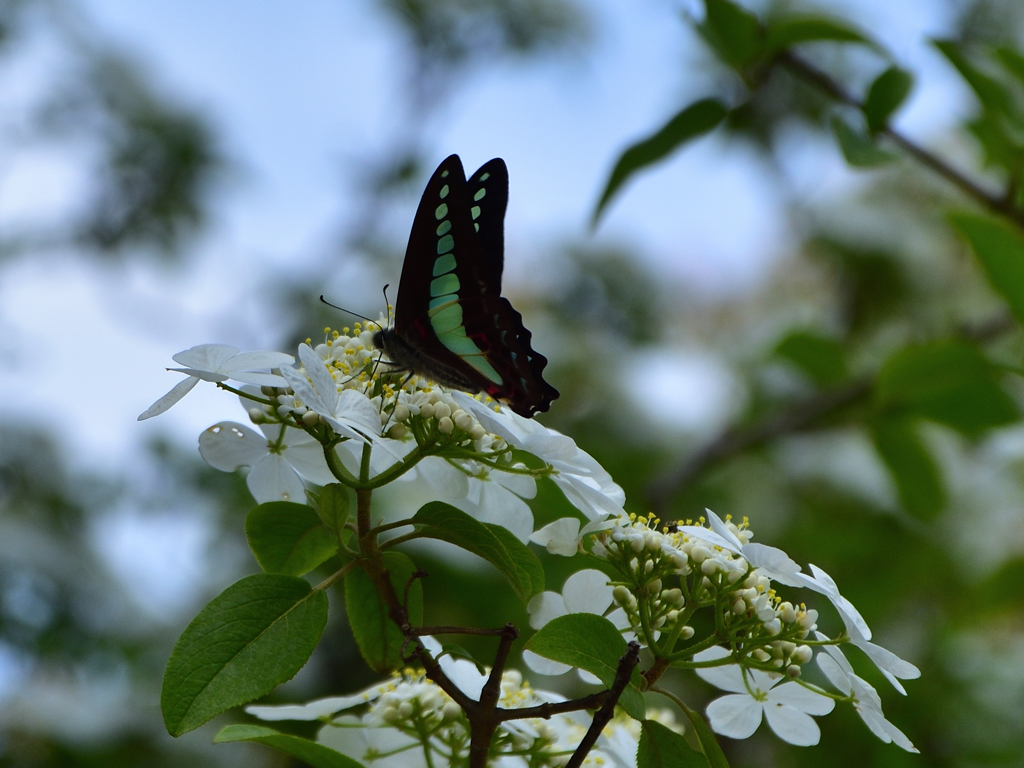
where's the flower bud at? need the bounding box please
[438,416,454,434]
[732,599,746,615]
[248,407,265,424]
[261,385,276,396]
[302,410,320,426]
[648,579,662,594]
[792,645,813,664]
[752,648,771,663]
[420,403,436,419]
[786,664,802,678]
[700,559,718,576]
[679,625,695,639]
[435,403,452,420]
[442,701,462,721]
[398,701,413,718]
[779,602,796,624]
[612,585,632,605]
[394,404,410,422]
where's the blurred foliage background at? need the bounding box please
[3,0,1024,765]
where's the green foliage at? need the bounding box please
[863,66,914,133]
[246,501,339,576]
[774,331,848,386]
[215,724,366,768]
[764,15,873,55]
[344,551,423,674]
[161,574,329,736]
[870,418,945,520]
[411,502,544,600]
[698,0,763,70]
[934,40,1016,117]
[875,340,1020,436]
[950,212,1024,323]
[593,99,728,224]
[677,703,732,768]
[832,117,897,167]
[523,613,646,720]
[637,720,710,768]
[317,482,352,541]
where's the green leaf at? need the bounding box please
[524,613,646,720]
[994,46,1024,88]
[345,551,422,674]
[863,66,914,133]
[214,725,366,768]
[699,0,762,69]
[832,117,897,167]
[246,501,338,577]
[161,574,328,736]
[949,212,1024,324]
[411,502,544,600]
[637,720,710,768]
[870,418,945,521]
[593,99,727,225]
[774,331,848,386]
[875,340,1020,436]
[765,16,873,54]
[317,483,351,542]
[934,40,1014,117]
[678,703,732,768]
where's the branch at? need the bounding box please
[776,50,1024,229]
[565,642,641,768]
[648,376,871,512]
[647,312,1015,512]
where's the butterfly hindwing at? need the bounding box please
[387,154,558,417]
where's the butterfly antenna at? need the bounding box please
[319,295,382,329]
[382,284,393,327]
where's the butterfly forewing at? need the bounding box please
[386,154,558,417]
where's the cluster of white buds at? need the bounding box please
[590,513,820,675]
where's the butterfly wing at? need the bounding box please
[392,154,558,416]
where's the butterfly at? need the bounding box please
[372,154,559,417]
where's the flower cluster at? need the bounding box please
[524,510,919,750]
[247,638,681,768]
[139,329,626,540]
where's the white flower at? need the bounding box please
[815,634,918,752]
[453,392,626,520]
[139,344,293,420]
[695,646,835,746]
[280,344,387,444]
[199,421,336,503]
[452,465,536,543]
[522,569,628,680]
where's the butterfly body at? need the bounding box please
[373,154,558,417]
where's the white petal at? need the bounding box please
[742,543,805,585]
[315,716,366,759]
[706,694,763,739]
[298,343,339,414]
[816,653,852,695]
[247,453,306,503]
[527,591,568,629]
[851,637,919,694]
[554,473,626,520]
[857,706,918,752]
[763,701,821,746]
[198,422,267,470]
[415,457,469,499]
[492,470,537,499]
[530,518,581,556]
[577,669,603,685]
[229,370,289,387]
[522,649,572,676]
[335,389,385,437]
[768,683,835,716]
[172,343,240,371]
[279,428,338,486]
[280,364,331,415]
[465,484,534,543]
[220,350,295,373]
[806,564,872,641]
[704,509,743,549]
[167,366,229,383]
[693,648,748,693]
[676,525,737,553]
[561,569,613,615]
[138,376,199,420]
[247,687,383,721]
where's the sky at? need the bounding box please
[0,0,975,616]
